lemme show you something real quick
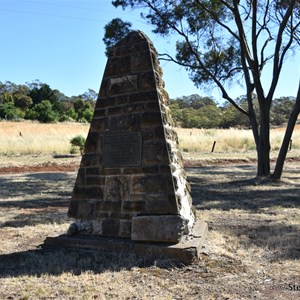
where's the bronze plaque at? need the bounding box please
[103,133,142,167]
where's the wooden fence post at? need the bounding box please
[211,141,216,153]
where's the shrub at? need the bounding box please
[70,135,86,154]
[0,102,25,120]
[28,100,59,123]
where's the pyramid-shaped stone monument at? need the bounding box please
[45,31,207,263]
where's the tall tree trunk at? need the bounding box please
[257,101,271,177]
[272,82,300,179]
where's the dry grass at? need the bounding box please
[0,121,89,155]
[1,121,300,159]
[0,162,299,299]
[176,126,300,153]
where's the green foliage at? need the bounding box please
[0,102,25,120]
[0,77,295,131]
[71,97,94,122]
[0,81,97,123]
[26,100,58,123]
[13,94,33,110]
[170,94,220,128]
[170,95,223,128]
[110,0,242,87]
[270,97,296,126]
[70,135,86,154]
[170,94,294,129]
[2,92,14,104]
[82,108,93,123]
[103,18,132,55]
[29,83,58,105]
[66,108,78,121]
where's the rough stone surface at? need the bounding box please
[131,215,189,243]
[67,30,196,242]
[43,220,208,264]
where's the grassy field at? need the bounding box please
[176,126,300,159]
[1,121,300,161]
[0,121,90,155]
[0,121,299,299]
[0,163,299,299]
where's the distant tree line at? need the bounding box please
[0,81,97,123]
[170,94,296,129]
[0,81,295,128]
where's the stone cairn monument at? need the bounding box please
[45,31,207,263]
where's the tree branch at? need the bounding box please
[194,0,240,41]
[159,53,249,116]
[268,0,296,102]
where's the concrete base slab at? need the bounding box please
[43,220,208,264]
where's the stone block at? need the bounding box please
[101,169,121,176]
[154,126,166,140]
[84,132,99,153]
[99,79,109,97]
[90,118,108,132]
[110,212,132,219]
[131,193,178,214]
[80,153,101,168]
[131,175,174,193]
[131,215,189,243]
[108,75,138,96]
[95,200,122,212]
[145,195,178,214]
[142,166,160,174]
[123,201,145,212]
[131,51,152,72]
[146,101,160,112]
[72,186,103,201]
[159,165,172,174]
[85,176,105,186]
[96,97,115,109]
[76,201,95,219]
[104,176,129,201]
[128,91,158,103]
[102,219,120,237]
[105,56,131,76]
[138,71,156,90]
[107,106,124,116]
[93,108,106,118]
[124,103,145,114]
[142,145,169,165]
[119,220,132,238]
[114,95,128,105]
[142,130,155,141]
[74,169,85,186]
[68,200,79,218]
[141,112,162,127]
[121,166,159,175]
[108,114,142,132]
[85,168,100,176]
[94,212,109,219]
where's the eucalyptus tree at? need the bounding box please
[106,0,300,179]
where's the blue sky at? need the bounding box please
[0,0,299,103]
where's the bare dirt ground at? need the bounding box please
[0,156,299,299]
